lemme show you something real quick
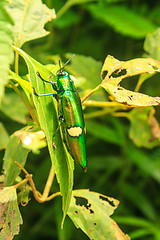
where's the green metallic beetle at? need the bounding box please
[33,55,87,172]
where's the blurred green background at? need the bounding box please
[1,0,160,239]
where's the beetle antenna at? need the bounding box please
[59,60,62,72]
[62,54,75,70]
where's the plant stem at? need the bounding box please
[41,165,55,201]
[15,40,20,74]
[56,2,72,18]
[84,107,122,119]
[14,175,31,189]
[83,100,125,108]
[10,81,39,124]
[15,161,59,203]
[81,85,101,103]
[111,112,129,118]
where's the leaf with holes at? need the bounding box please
[0,186,23,239]
[7,0,56,47]
[101,83,160,107]
[101,55,160,86]
[68,189,130,240]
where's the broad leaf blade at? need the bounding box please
[1,90,28,124]
[3,134,30,186]
[68,189,130,240]
[9,70,32,102]
[0,186,23,239]
[7,0,56,47]
[0,1,14,105]
[13,46,74,225]
[144,28,160,60]
[86,120,123,146]
[87,5,157,39]
[66,54,102,90]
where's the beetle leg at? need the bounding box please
[37,72,58,92]
[32,87,58,99]
[37,72,55,85]
[53,116,64,138]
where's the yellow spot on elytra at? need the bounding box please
[67,126,82,137]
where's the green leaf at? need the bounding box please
[9,70,32,102]
[7,0,56,47]
[144,28,160,60]
[127,107,160,148]
[121,183,156,220]
[0,186,23,239]
[0,1,14,105]
[13,46,74,226]
[68,189,130,240]
[3,134,30,186]
[127,144,160,183]
[0,122,9,150]
[86,120,124,146]
[1,90,28,123]
[87,5,157,39]
[1,90,29,124]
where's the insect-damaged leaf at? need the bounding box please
[101,55,160,86]
[12,46,74,227]
[0,186,23,239]
[101,83,160,107]
[98,55,160,107]
[6,0,56,47]
[68,189,130,240]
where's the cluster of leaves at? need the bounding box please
[0,0,160,240]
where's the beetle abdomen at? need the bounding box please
[59,91,87,171]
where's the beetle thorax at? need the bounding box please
[57,71,75,92]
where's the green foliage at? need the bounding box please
[144,28,160,60]
[6,0,56,48]
[0,0,160,240]
[3,134,29,186]
[87,4,157,39]
[0,1,14,105]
